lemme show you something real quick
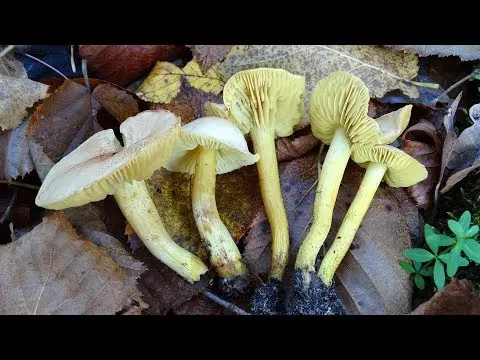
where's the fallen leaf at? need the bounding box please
[79,45,185,86]
[440,103,480,194]
[26,80,102,177]
[0,74,49,131]
[0,50,27,78]
[219,45,421,99]
[391,45,480,62]
[411,278,480,315]
[153,83,223,124]
[188,45,234,72]
[244,152,416,315]
[0,119,34,181]
[173,294,230,315]
[137,60,224,104]
[275,126,319,163]
[92,84,140,123]
[400,121,442,208]
[182,60,224,95]
[0,213,143,315]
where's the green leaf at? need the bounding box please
[439,253,469,267]
[418,266,434,277]
[463,239,480,264]
[414,274,425,290]
[403,248,435,262]
[424,224,438,254]
[459,257,469,267]
[438,253,449,263]
[458,211,472,232]
[427,234,456,248]
[466,225,479,238]
[448,219,465,238]
[433,260,445,290]
[399,261,416,274]
[446,251,461,277]
[413,261,422,271]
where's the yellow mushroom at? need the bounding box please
[223,68,306,281]
[35,110,209,283]
[165,117,259,291]
[318,145,427,285]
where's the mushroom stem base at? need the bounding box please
[192,148,247,279]
[295,128,351,280]
[319,162,388,285]
[114,180,208,283]
[250,128,289,280]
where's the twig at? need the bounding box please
[82,59,90,93]
[203,291,251,315]
[0,188,19,224]
[16,52,69,80]
[0,180,40,190]
[9,223,17,242]
[0,45,15,58]
[433,69,480,104]
[70,45,77,73]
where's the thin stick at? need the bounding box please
[433,69,480,104]
[203,291,251,315]
[16,52,69,80]
[0,180,40,190]
[0,188,19,224]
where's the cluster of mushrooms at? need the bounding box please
[35,69,427,315]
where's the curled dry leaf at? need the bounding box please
[136,59,224,104]
[243,153,416,314]
[92,83,140,123]
[275,126,319,163]
[400,121,442,208]
[412,278,480,315]
[188,45,234,72]
[390,45,480,62]
[79,45,185,86]
[0,213,144,315]
[0,119,34,181]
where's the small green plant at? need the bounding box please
[400,211,480,291]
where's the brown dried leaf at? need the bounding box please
[0,74,49,131]
[412,278,480,315]
[244,153,416,314]
[92,84,140,123]
[0,119,34,181]
[275,126,319,162]
[0,213,143,315]
[79,45,185,86]
[400,121,442,208]
[174,294,230,315]
[188,45,234,72]
[26,81,102,175]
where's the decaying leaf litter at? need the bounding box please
[1,44,480,315]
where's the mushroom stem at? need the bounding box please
[295,128,352,277]
[250,127,289,280]
[114,180,208,283]
[191,147,247,279]
[318,162,388,285]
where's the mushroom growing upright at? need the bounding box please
[223,68,306,314]
[288,71,413,315]
[35,110,209,283]
[318,145,428,286]
[165,116,259,293]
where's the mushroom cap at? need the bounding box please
[309,71,379,146]
[351,144,428,187]
[35,110,180,210]
[164,117,259,175]
[376,105,412,144]
[222,68,305,137]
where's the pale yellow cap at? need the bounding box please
[223,68,306,137]
[165,117,259,175]
[351,144,428,187]
[35,110,180,210]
